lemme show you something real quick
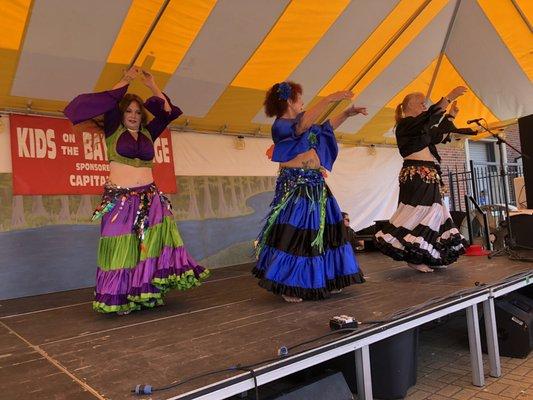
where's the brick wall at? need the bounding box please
[504,123,522,163]
[439,144,467,170]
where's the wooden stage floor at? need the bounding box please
[1,252,532,400]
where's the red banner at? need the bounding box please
[10,114,177,195]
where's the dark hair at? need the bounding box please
[119,93,148,126]
[264,81,303,118]
[341,212,349,218]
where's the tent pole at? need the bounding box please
[127,0,171,68]
[510,0,533,33]
[426,0,462,98]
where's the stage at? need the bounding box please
[1,252,532,400]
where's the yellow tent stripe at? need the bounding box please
[319,0,448,97]
[231,0,350,90]
[515,0,533,26]
[134,0,216,74]
[477,0,533,81]
[106,0,165,65]
[0,0,32,110]
[0,0,31,50]
[429,55,499,127]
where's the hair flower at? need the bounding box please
[277,82,292,101]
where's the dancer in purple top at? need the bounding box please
[64,67,209,314]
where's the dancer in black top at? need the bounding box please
[374,87,469,272]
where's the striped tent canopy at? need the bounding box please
[1,0,532,145]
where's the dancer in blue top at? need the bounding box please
[253,81,367,302]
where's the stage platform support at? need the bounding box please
[466,304,484,387]
[355,345,372,400]
[483,295,502,378]
[172,273,531,400]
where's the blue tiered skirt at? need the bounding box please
[253,168,365,300]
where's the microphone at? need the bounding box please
[467,118,483,124]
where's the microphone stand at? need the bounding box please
[471,119,529,260]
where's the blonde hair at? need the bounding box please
[394,92,424,124]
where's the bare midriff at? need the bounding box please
[403,147,437,162]
[109,161,154,187]
[279,149,321,169]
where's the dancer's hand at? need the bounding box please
[344,104,368,117]
[446,86,467,102]
[327,90,354,102]
[123,66,139,82]
[330,104,368,129]
[141,69,170,111]
[140,70,156,88]
[449,100,459,117]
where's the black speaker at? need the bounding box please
[518,114,533,208]
[510,213,533,248]
[490,292,533,358]
[316,329,418,400]
[370,329,418,399]
[272,372,353,400]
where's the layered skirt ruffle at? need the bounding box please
[375,160,468,267]
[92,182,209,313]
[253,168,364,300]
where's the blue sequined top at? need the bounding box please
[271,112,338,171]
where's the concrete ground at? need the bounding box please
[406,313,531,400]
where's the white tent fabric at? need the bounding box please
[172,132,278,176]
[0,116,12,173]
[328,146,402,230]
[172,130,402,230]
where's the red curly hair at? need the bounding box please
[264,81,303,118]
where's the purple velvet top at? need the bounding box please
[64,85,182,162]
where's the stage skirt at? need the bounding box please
[375,160,468,267]
[92,182,209,313]
[253,168,365,300]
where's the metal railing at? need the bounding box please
[444,160,523,212]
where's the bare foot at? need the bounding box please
[282,295,303,303]
[407,263,434,273]
[330,289,343,294]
